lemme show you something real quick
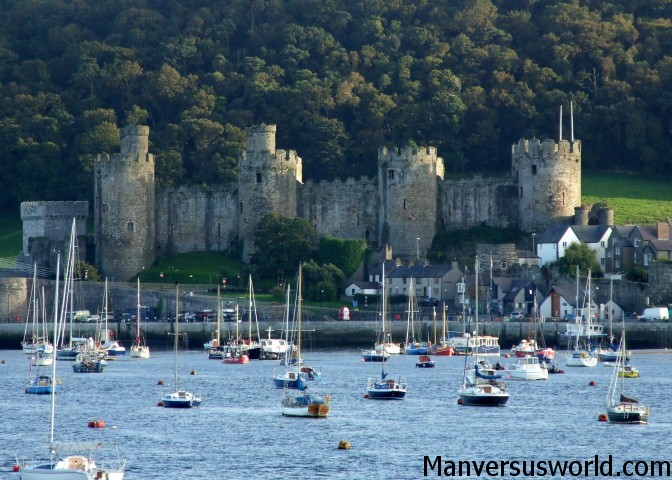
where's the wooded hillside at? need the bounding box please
[1,0,670,209]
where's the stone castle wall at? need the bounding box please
[156,185,239,256]
[300,177,378,243]
[513,138,581,232]
[378,146,444,256]
[438,176,518,230]
[95,125,155,282]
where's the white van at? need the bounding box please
[640,307,669,321]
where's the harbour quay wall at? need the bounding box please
[1,320,671,351]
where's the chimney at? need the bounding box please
[657,222,669,241]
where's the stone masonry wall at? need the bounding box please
[438,176,518,230]
[156,185,239,255]
[300,177,378,244]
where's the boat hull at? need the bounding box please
[566,351,598,367]
[460,393,509,406]
[25,385,58,395]
[362,349,389,362]
[367,389,406,399]
[607,405,649,424]
[281,404,330,417]
[129,345,150,359]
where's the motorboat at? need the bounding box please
[511,339,537,358]
[416,355,435,368]
[507,355,548,381]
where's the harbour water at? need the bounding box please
[1,349,671,479]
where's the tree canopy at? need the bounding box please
[1,0,671,209]
[555,243,601,277]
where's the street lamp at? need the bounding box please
[531,233,536,255]
[416,237,420,261]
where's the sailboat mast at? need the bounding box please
[50,254,61,452]
[587,269,592,344]
[216,286,221,345]
[381,263,386,342]
[297,265,302,361]
[136,278,141,341]
[248,275,253,342]
[174,284,179,391]
[475,256,479,360]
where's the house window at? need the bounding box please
[531,165,537,175]
[634,253,638,263]
[434,278,439,284]
[127,221,134,232]
[600,258,605,266]
[500,261,507,269]
[615,247,621,255]
[615,260,620,268]
[607,251,612,258]
[256,172,262,183]
[388,169,394,180]
[351,288,355,296]
[102,203,108,213]
[634,238,640,247]
[612,238,617,246]
[403,278,407,284]
[562,242,567,248]
[644,253,651,266]
[600,241,605,247]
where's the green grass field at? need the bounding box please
[582,173,672,225]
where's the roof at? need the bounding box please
[571,225,611,243]
[349,281,380,290]
[386,264,459,279]
[538,224,572,243]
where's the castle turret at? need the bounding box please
[238,124,302,261]
[513,137,581,232]
[378,146,444,257]
[94,125,155,281]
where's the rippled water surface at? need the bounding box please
[1,349,671,479]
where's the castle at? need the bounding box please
[19,124,583,281]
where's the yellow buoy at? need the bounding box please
[338,440,351,450]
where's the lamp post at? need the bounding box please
[531,232,536,255]
[416,237,420,261]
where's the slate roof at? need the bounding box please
[571,225,611,243]
[537,224,572,243]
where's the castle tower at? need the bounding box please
[238,124,302,261]
[94,125,155,281]
[512,137,581,232]
[378,146,444,257]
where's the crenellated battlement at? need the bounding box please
[245,123,276,153]
[512,138,581,159]
[305,176,375,188]
[21,201,88,220]
[379,145,439,163]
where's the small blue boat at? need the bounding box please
[25,374,59,395]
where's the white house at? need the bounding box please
[572,225,612,272]
[343,281,380,298]
[537,224,580,266]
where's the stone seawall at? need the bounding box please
[2,320,671,351]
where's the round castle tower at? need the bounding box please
[378,146,444,257]
[238,124,302,261]
[94,125,155,281]
[513,137,581,233]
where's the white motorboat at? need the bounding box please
[507,355,548,381]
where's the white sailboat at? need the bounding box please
[100,278,125,357]
[130,279,150,359]
[606,323,649,424]
[22,264,53,358]
[566,267,598,367]
[404,278,428,355]
[161,283,201,408]
[458,256,509,406]
[281,264,330,417]
[362,263,392,362]
[17,253,127,479]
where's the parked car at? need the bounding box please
[509,311,525,320]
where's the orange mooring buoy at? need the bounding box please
[87,420,105,429]
[457,398,463,405]
[589,380,597,387]
[598,413,608,422]
[363,394,370,399]
[157,380,165,385]
[157,401,164,407]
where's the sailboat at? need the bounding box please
[100,278,125,357]
[206,286,224,359]
[130,279,150,359]
[458,256,509,406]
[22,264,54,359]
[605,324,648,424]
[281,264,330,417]
[17,253,127,479]
[365,356,407,399]
[242,275,262,360]
[221,305,250,364]
[26,283,59,394]
[362,263,391,362]
[429,303,454,356]
[161,283,201,408]
[566,268,598,367]
[404,278,428,355]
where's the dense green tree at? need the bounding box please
[252,213,315,284]
[555,243,601,277]
[318,236,367,278]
